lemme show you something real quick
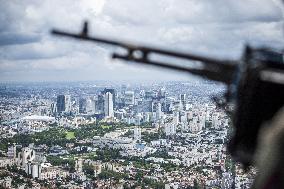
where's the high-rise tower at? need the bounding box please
[104,92,114,117]
[56,95,71,113]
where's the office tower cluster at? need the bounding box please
[49,84,225,135]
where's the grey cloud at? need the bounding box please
[160,0,283,24]
[0,32,41,46]
[101,0,283,27]
[0,1,27,32]
[0,0,283,82]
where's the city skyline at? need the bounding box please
[0,80,252,188]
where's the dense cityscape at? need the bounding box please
[0,81,256,189]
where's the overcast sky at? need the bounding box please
[0,0,283,82]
